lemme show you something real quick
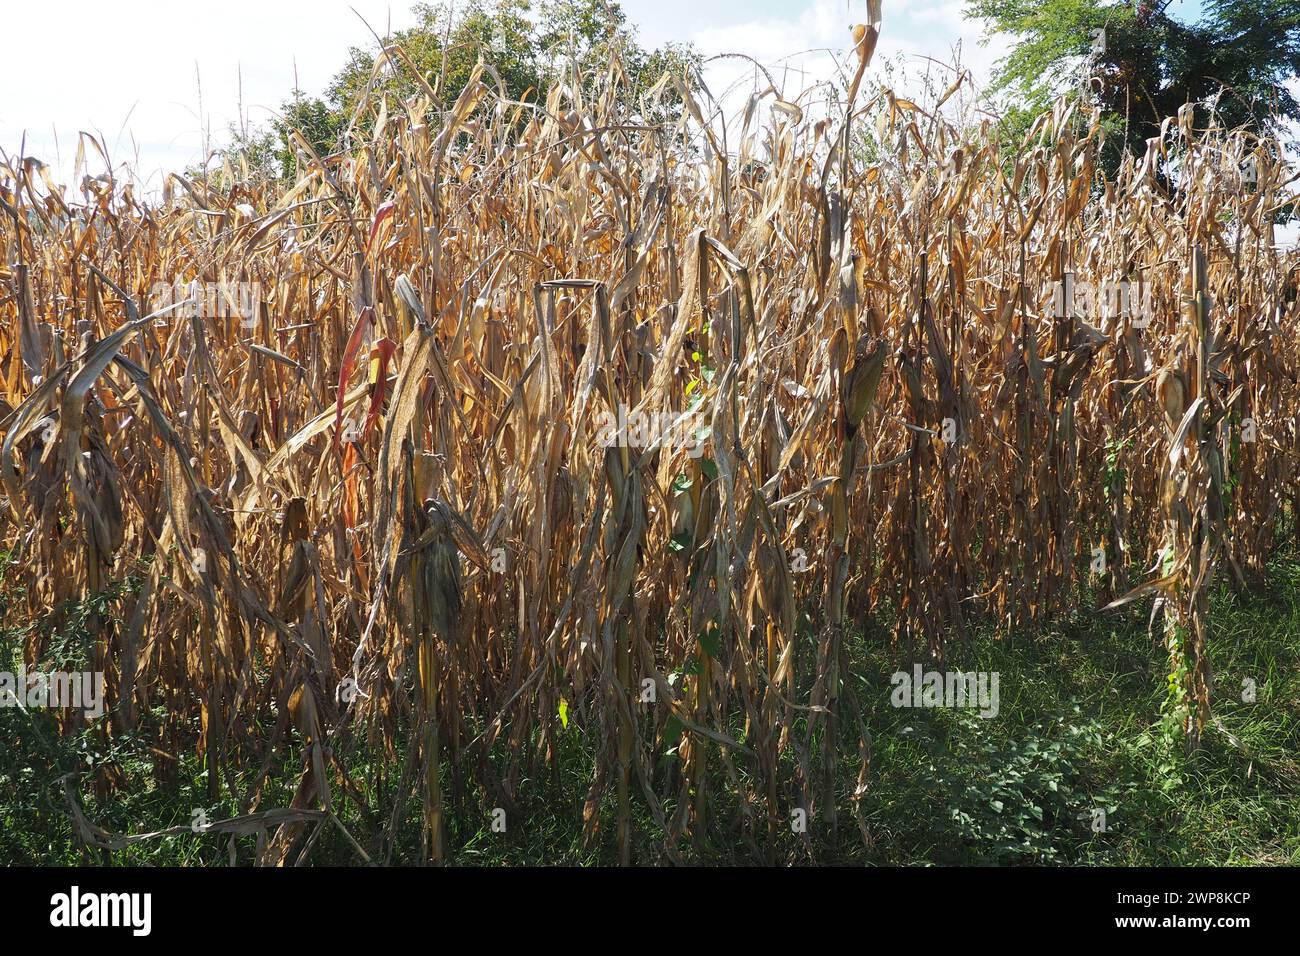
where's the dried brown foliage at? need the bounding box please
[2,31,1297,862]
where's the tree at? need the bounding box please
[968,0,1300,168]
[325,0,542,127]
[536,0,628,58]
[220,0,699,182]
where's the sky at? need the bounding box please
[0,0,1020,188]
[0,0,1273,197]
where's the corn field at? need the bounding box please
[2,14,1298,865]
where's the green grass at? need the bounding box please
[2,548,1297,866]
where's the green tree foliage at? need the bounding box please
[223,0,699,181]
[534,0,698,118]
[326,0,541,124]
[968,0,1300,167]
